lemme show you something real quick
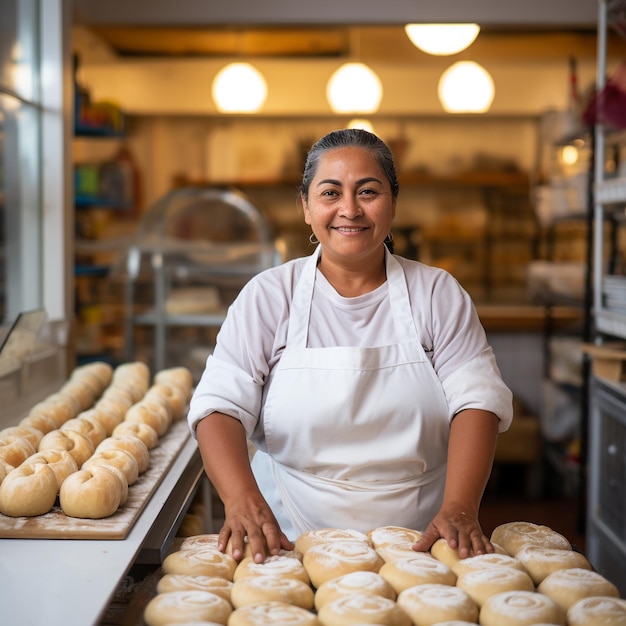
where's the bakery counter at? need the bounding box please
[0,433,204,626]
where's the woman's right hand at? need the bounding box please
[220,490,294,562]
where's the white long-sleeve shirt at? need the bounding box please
[188,253,513,442]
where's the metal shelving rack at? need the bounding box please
[587,0,626,595]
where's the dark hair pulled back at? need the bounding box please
[300,129,400,202]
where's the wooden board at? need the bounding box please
[0,419,191,540]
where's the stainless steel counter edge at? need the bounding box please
[0,435,201,626]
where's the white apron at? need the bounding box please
[252,246,451,539]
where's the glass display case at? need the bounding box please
[120,186,282,379]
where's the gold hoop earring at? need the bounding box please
[309,233,319,244]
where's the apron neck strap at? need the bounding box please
[286,245,418,348]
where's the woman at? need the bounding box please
[188,129,513,565]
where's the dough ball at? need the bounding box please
[314,570,396,611]
[379,553,456,594]
[490,521,571,556]
[431,538,462,567]
[456,565,534,607]
[0,426,44,449]
[514,545,591,584]
[0,435,36,466]
[181,534,221,551]
[452,552,527,578]
[112,421,159,449]
[143,590,232,626]
[295,528,372,554]
[228,601,319,626]
[125,400,171,437]
[38,429,95,468]
[317,592,411,626]
[95,435,150,473]
[22,449,78,490]
[479,590,565,626]
[375,543,424,563]
[0,463,58,516]
[59,466,125,518]
[367,525,422,550]
[234,555,310,585]
[83,447,139,486]
[156,574,233,602]
[567,596,626,626]
[231,575,314,610]
[397,583,479,626]
[303,541,384,589]
[538,568,620,612]
[62,415,107,448]
[163,548,237,581]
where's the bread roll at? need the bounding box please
[0,426,44,449]
[538,568,620,612]
[295,528,372,554]
[0,435,36,466]
[145,383,188,421]
[456,565,534,607]
[70,368,107,397]
[143,590,232,626]
[62,415,107,448]
[84,406,124,437]
[0,459,13,483]
[59,379,98,411]
[231,575,314,610]
[317,592,411,626]
[28,397,75,428]
[479,590,565,626]
[228,601,319,626]
[156,574,233,601]
[379,553,456,594]
[22,449,78,490]
[59,466,125,518]
[125,400,171,437]
[303,541,383,589]
[490,521,571,556]
[514,545,591,584]
[95,435,149,473]
[99,388,134,414]
[452,552,527,577]
[38,429,95,468]
[567,596,626,626]
[83,447,139,485]
[162,548,237,580]
[19,412,59,435]
[234,555,310,585]
[72,360,113,388]
[111,421,159,449]
[155,366,194,400]
[314,571,396,611]
[0,463,58,516]
[397,583,479,626]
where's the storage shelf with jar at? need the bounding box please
[73,96,140,364]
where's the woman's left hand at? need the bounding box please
[411,501,494,558]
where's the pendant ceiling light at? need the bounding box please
[438,61,495,113]
[327,62,383,114]
[212,62,268,113]
[405,23,480,56]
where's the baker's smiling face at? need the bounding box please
[302,145,396,264]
